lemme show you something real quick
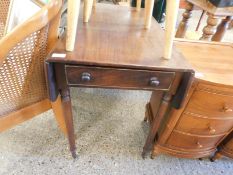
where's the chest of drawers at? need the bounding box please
[145,41,233,159]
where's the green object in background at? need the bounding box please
[131,0,166,23]
[42,0,50,4]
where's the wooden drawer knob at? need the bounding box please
[208,126,216,134]
[81,72,91,82]
[196,141,203,148]
[222,105,233,113]
[149,77,160,87]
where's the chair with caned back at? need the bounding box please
[0,0,67,134]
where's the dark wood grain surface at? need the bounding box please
[65,65,175,90]
[48,4,193,72]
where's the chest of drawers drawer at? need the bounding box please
[166,130,223,150]
[185,90,233,118]
[175,113,233,136]
[65,65,175,90]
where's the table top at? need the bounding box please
[48,4,193,73]
[175,41,233,86]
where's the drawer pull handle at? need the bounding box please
[208,126,216,134]
[197,142,203,148]
[150,77,160,87]
[81,72,91,82]
[222,106,233,113]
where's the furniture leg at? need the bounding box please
[151,146,160,159]
[60,88,77,158]
[163,0,180,59]
[66,0,81,51]
[195,10,205,31]
[144,104,149,122]
[84,0,94,23]
[51,95,68,135]
[144,0,155,29]
[142,93,173,158]
[136,0,142,11]
[200,13,221,41]
[210,152,223,162]
[175,1,194,38]
[93,0,97,7]
[212,16,233,41]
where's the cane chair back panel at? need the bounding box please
[0,0,11,39]
[0,0,62,117]
[0,26,49,116]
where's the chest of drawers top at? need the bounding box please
[176,41,233,87]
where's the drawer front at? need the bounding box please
[65,66,175,90]
[185,90,233,118]
[166,130,223,150]
[176,113,233,136]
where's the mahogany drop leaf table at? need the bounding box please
[46,4,194,158]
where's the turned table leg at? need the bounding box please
[60,88,77,159]
[175,1,194,38]
[142,93,172,158]
[84,0,94,23]
[144,0,155,29]
[66,0,81,51]
[212,16,233,41]
[200,13,221,41]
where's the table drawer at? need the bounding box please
[175,113,233,136]
[185,90,233,118]
[65,66,175,90]
[166,130,223,150]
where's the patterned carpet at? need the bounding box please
[1,88,233,175]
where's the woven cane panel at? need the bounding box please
[0,0,11,39]
[0,25,49,116]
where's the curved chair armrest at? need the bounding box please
[0,0,62,67]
